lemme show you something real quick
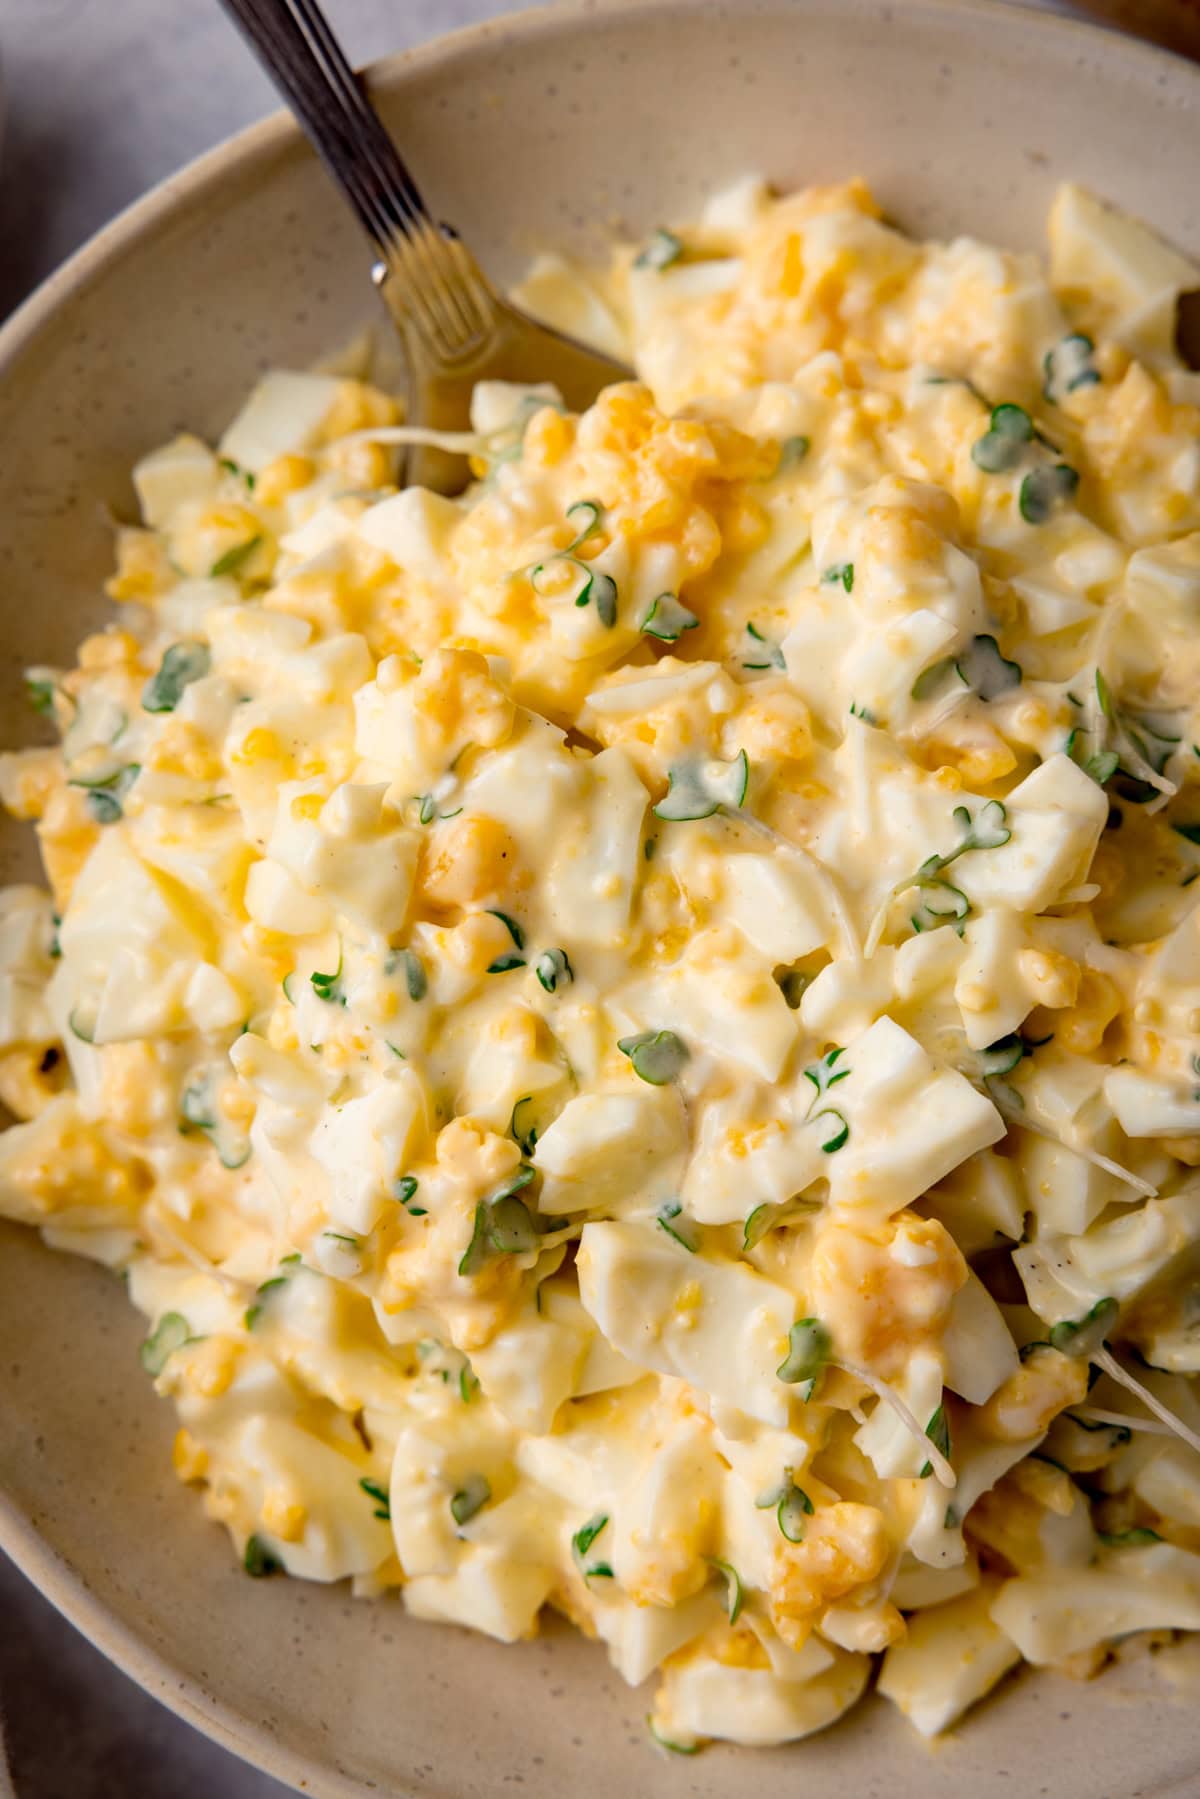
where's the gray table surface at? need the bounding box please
[0,0,1153,1794]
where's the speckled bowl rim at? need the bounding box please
[1,1,1199,1793]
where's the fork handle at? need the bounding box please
[215,0,432,260]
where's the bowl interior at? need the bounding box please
[2,3,1200,1794]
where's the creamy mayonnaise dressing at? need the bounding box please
[3,175,1200,1750]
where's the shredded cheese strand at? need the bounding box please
[337,425,485,453]
[1093,1349,1200,1456]
[997,1108,1159,1199]
[837,1357,957,1488]
[1071,1406,1178,1437]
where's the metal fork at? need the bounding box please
[216,0,631,492]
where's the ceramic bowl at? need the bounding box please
[2,3,1199,1794]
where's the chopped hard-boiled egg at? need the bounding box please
[3,177,1199,1754]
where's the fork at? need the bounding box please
[216,0,631,493]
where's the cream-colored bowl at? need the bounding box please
[2,3,1199,1793]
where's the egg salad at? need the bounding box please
[4,175,1200,1753]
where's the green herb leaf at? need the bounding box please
[774,434,810,474]
[641,592,699,642]
[488,1192,539,1254]
[359,1476,391,1521]
[742,621,787,672]
[1099,1526,1162,1547]
[243,1534,283,1577]
[1084,750,1120,786]
[985,1072,1025,1113]
[487,952,527,974]
[802,1046,849,1106]
[706,1556,744,1624]
[1019,463,1079,524]
[919,1404,952,1479]
[955,633,1022,700]
[910,877,978,935]
[510,1095,540,1157]
[1065,1411,1131,1445]
[653,749,749,820]
[210,534,263,578]
[565,499,605,550]
[142,641,211,713]
[67,1003,97,1043]
[655,1199,698,1252]
[755,1472,815,1542]
[245,1257,302,1330]
[486,910,525,950]
[647,1717,699,1755]
[69,762,141,825]
[1044,333,1100,404]
[491,1164,536,1204]
[977,1034,1025,1077]
[822,561,854,592]
[971,403,1033,473]
[814,1107,849,1153]
[457,1204,491,1278]
[457,1167,538,1274]
[776,968,810,1009]
[777,1318,831,1386]
[571,1513,611,1581]
[618,1028,688,1084]
[450,1473,491,1526]
[532,550,618,628]
[573,1513,607,1556]
[535,947,573,993]
[310,955,346,1006]
[25,676,59,716]
[179,1073,216,1132]
[219,456,257,490]
[404,950,427,1001]
[139,1311,191,1376]
[634,228,684,271]
[385,947,427,1001]
[590,569,618,629]
[897,799,1010,936]
[1049,1296,1119,1359]
[910,655,965,701]
[743,1202,774,1250]
[948,798,1011,854]
[179,1070,252,1169]
[394,1174,425,1215]
[777,1482,814,1542]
